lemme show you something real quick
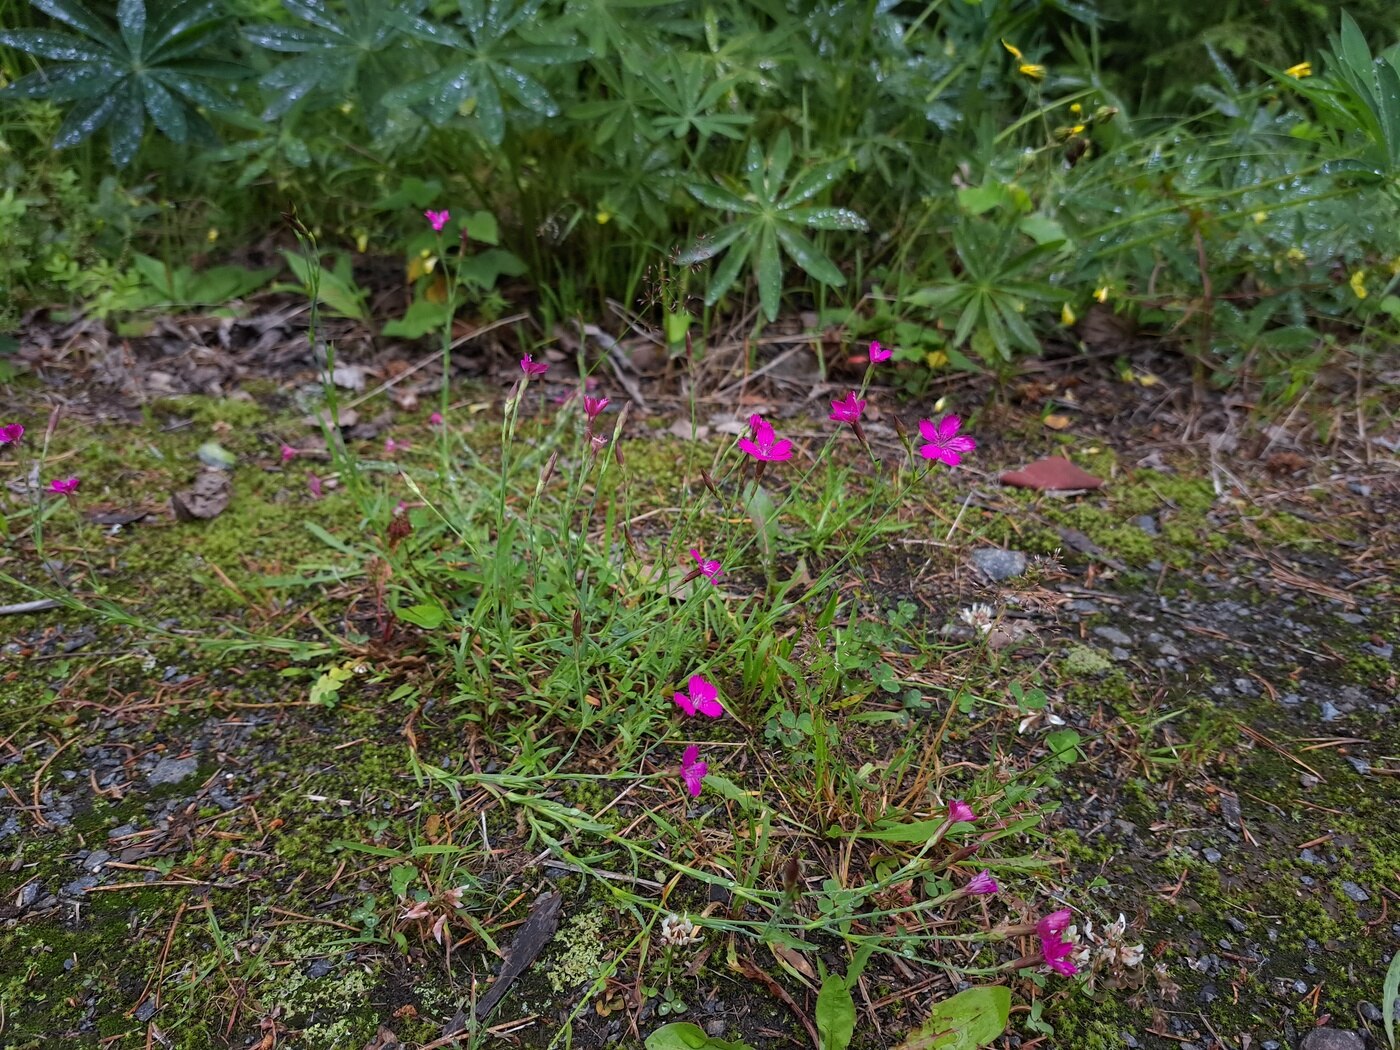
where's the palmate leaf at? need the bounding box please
[0,0,242,166]
[382,0,586,145]
[685,129,866,320]
[243,0,434,129]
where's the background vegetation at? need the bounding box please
[2,0,1399,390]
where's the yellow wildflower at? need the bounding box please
[1285,247,1306,263]
[206,228,219,244]
[1061,303,1077,326]
[1094,285,1110,304]
[1070,124,1086,134]
[408,249,437,282]
[1001,39,1045,80]
[1285,61,1312,79]
[355,231,368,253]
[596,209,612,225]
[1070,102,1083,115]
[925,350,949,370]
[1349,270,1367,299]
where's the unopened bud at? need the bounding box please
[572,610,583,644]
[536,450,559,496]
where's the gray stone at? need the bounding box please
[1359,1002,1382,1022]
[16,882,45,909]
[1093,625,1133,647]
[1319,701,1341,722]
[1299,849,1323,866]
[970,547,1027,581]
[1336,612,1366,625]
[1133,515,1160,536]
[61,874,98,897]
[1225,916,1247,933]
[1202,847,1222,863]
[1299,1029,1365,1050]
[1346,756,1372,775]
[1340,881,1370,903]
[82,850,111,872]
[134,999,157,1022]
[148,756,199,786]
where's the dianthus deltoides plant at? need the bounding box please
[0,217,1116,1046]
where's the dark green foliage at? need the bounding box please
[0,0,245,165]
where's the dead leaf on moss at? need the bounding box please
[1000,457,1105,491]
[171,470,231,521]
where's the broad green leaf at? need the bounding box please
[704,232,753,305]
[687,181,752,213]
[816,975,856,1050]
[755,226,782,321]
[774,224,844,287]
[397,603,448,629]
[785,206,868,232]
[382,299,454,339]
[956,183,1008,216]
[1382,944,1400,1049]
[645,1022,757,1050]
[894,987,1010,1050]
[281,250,369,321]
[1017,213,1068,246]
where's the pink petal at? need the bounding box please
[737,438,761,458]
[674,692,697,717]
[918,419,939,442]
[919,444,959,466]
[688,676,716,705]
[935,414,962,441]
[946,435,976,453]
[766,440,792,460]
[682,744,700,766]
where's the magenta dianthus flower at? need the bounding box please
[868,340,892,363]
[520,354,549,377]
[964,870,999,895]
[0,423,24,445]
[674,675,724,718]
[918,415,976,467]
[48,476,80,495]
[829,391,866,425]
[425,209,450,232]
[1036,909,1079,976]
[948,799,976,824]
[680,745,708,797]
[688,549,722,582]
[738,416,792,462]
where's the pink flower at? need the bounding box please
[868,340,892,363]
[737,416,793,462]
[583,396,609,421]
[428,411,444,426]
[964,870,999,895]
[425,209,450,232]
[680,745,708,797]
[948,800,976,824]
[307,473,323,499]
[674,675,724,718]
[280,444,297,463]
[829,392,865,425]
[0,423,23,445]
[520,354,549,377]
[1036,909,1079,976]
[918,415,976,467]
[689,549,722,582]
[385,436,406,454]
[48,476,79,495]
[589,433,608,454]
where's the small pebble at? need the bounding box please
[1346,756,1371,775]
[1340,881,1370,903]
[1299,1029,1366,1050]
[1203,847,1222,863]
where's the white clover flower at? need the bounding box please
[958,603,996,633]
[659,913,702,948]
